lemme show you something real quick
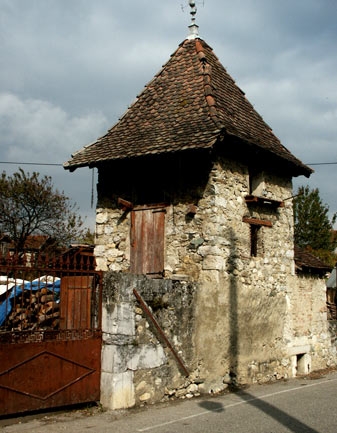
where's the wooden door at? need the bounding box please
[130,206,166,277]
[60,276,94,329]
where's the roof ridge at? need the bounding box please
[194,39,222,130]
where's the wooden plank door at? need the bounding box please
[130,206,166,277]
[60,276,94,329]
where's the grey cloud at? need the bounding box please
[0,0,336,226]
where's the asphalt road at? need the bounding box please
[2,370,337,433]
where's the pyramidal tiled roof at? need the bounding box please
[64,38,312,177]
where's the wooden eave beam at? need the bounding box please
[118,197,134,211]
[242,217,273,227]
[245,195,284,208]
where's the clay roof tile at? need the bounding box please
[64,39,312,178]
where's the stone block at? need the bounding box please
[103,302,135,337]
[101,344,115,373]
[139,392,151,402]
[287,344,311,356]
[202,255,225,271]
[198,245,222,257]
[100,371,135,410]
[128,344,166,370]
[96,212,109,224]
[187,384,199,394]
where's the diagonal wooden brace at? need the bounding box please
[133,288,189,377]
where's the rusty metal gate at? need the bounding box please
[0,248,102,416]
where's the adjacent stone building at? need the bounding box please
[64,12,335,410]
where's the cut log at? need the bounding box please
[40,294,55,303]
[1,286,61,331]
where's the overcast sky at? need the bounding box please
[1,0,336,229]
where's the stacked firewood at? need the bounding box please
[327,302,337,321]
[3,287,60,331]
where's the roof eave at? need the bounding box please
[63,137,219,171]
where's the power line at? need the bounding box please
[0,160,337,167]
[307,162,337,166]
[0,161,63,166]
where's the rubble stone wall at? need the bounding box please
[289,275,336,372]
[97,155,336,410]
[100,272,198,410]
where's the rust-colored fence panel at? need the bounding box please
[0,249,103,416]
[0,331,101,416]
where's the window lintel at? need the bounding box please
[243,216,272,227]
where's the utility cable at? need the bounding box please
[1,161,337,167]
[0,161,63,166]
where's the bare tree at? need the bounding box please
[0,169,85,254]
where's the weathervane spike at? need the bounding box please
[187,0,200,40]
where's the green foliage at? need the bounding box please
[294,185,337,266]
[0,169,86,253]
[78,228,95,245]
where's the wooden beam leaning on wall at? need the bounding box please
[133,288,189,377]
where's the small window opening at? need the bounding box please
[249,169,266,196]
[250,225,260,257]
[296,353,311,375]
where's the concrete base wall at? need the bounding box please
[100,273,197,409]
[100,271,337,410]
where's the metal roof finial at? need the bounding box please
[187,0,200,40]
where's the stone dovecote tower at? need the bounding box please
[63,4,334,411]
